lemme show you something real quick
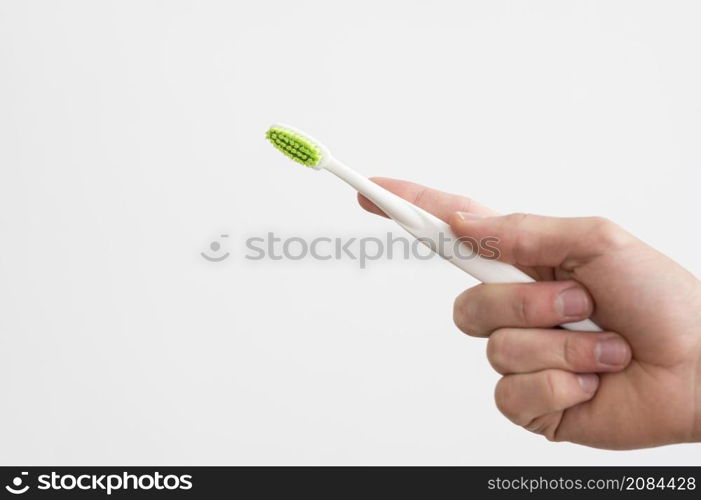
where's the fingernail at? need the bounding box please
[577,374,599,393]
[595,337,629,366]
[456,212,484,221]
[556,287,590,318]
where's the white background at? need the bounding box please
[0,0,699,465]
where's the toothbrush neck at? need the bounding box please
[323,157,425,229]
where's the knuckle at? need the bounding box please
[494,378,513,419]
[512,288,535,326]
[486,330,509,373]
[541,370,560,404]
[494,377,524,424]
[586,216,630,250]
[562,333,590,370]
[508,213,539,265]
[507,212,531,223]
[562,334,579,369]
[412,187,428,207]
[452,293,467,332]
[458,196,475,214]
[452,286,483,336]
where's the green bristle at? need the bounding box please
[265,127,321,167]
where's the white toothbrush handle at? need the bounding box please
[398,210,601,332]
[324,158,601,332]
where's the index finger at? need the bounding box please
[357,177,499,222]
[357,177,547,280]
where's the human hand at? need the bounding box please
[358,178,701,449]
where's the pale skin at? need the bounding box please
[358,177,701,450]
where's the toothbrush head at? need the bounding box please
[265,124,327,169]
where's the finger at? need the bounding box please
[358,179,548,280]
[358,177,499,222]
[453,281,593,336]
[487,328,631,374]
[449,212,634,269]
[494,370,599,427]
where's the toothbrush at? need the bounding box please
[266,124,601,332]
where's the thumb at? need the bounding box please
[449,212,634,269]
